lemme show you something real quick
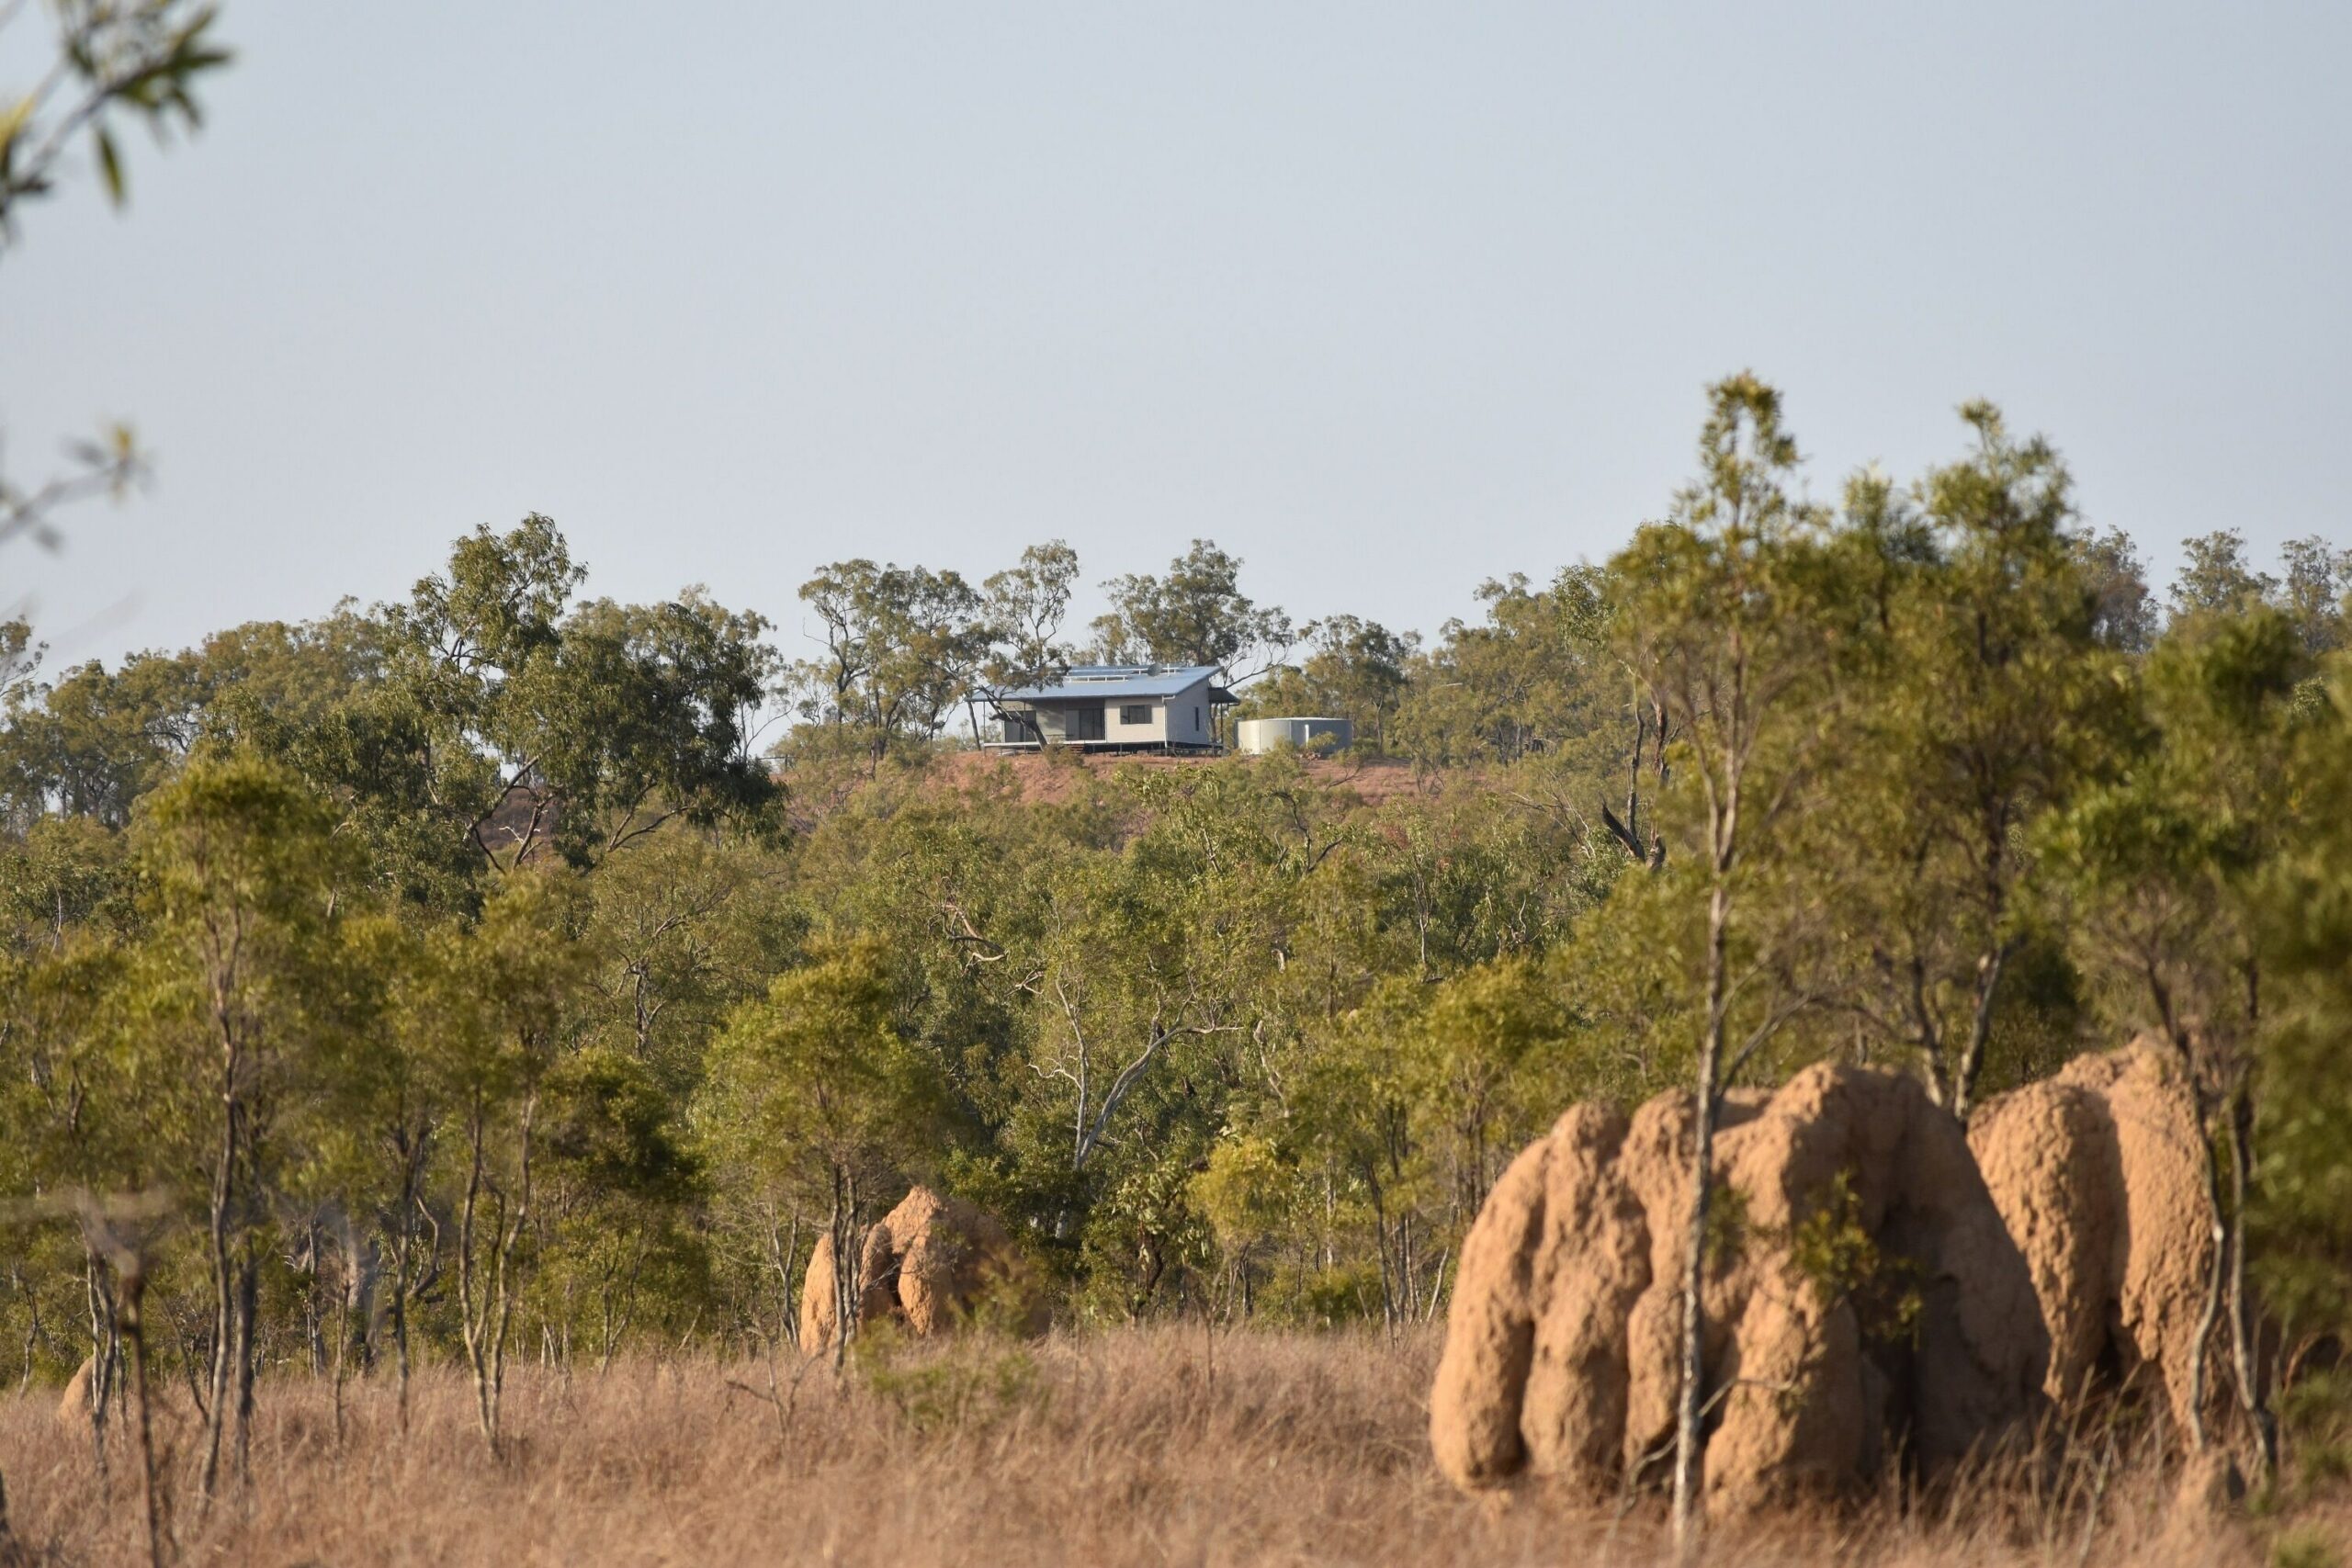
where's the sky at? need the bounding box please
[4,2,2349,672]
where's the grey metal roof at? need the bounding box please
[987,664,1222,703]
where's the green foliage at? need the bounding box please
[857,1332,1042,1435]
[1811,402,2123,1115]
[2278,1371,2352,1498]
[1092,539,1292,682]
[541,1049,698,1208]
[1390,568,1615,767]
[1238,615,1419,751]
[2269,1524,2343,1568]
[696,936,947,1222]
[2252,660,2352,1351]
[389,518,782,869]
[1192,1134,1292,1263]
[0,811,128,946]
[0,1,230,234]
[793,558,991,755]
[1296,1263,1385,1326]
[1785,1172,1924,1348]
[2042,603,2308,1068]
[1703,1182,1750,1270]
[981,541,1082,690]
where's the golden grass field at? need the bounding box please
[0,1327,2338,1567]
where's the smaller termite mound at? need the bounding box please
[1431,1064,2049,1512]
[798,1185,1045,1353]
[55,1355,94,1425]
[1968,1040,2219,1435]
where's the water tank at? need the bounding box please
[1236,716,1353,755]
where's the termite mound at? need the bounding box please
[1430,1064,2048,1511]
[799,1185,1046,1353]
[1968,1040,2220,1437]
[55,1355,94,1425]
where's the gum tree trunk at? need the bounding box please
[1672,874,1732,1553]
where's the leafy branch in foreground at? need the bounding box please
[0,0,231,241]
[0,1,229,575]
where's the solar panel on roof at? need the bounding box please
[984,664,1224,703]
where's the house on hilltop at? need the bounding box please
[973,664,1236,752]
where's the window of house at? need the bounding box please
[1119,704,1151,726]
[1193,705,1203,731]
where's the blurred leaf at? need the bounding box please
[94,126,123,206]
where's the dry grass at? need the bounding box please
[0,1327,2335,1567]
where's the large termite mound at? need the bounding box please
[1431,1064,2048,1511]
[798,1185,1043,1352]
[1968,1040,2216,1432]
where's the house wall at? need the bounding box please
[1165,678,1214,746]
[1107,700,1166,743]
[1078,675,1214,747]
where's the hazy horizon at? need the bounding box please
[6,1,2348,671]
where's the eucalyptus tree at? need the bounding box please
[1091,539,1293,685]
[0,649,207,827]
[1239,615,1420,751]
[382,514,583,864]
[1318,954,1589,1325]
[427,871,593,1450]
[1037,765,1316,1165]
[129,751,358,1495]
[1609,373,1857,1549]
[0,935,137,1447]
[1023,853,1245,1181]
[2169,529,2277,620]
[1826,403,2122,1119]
[695,938,944,1361]
[531,1045,705,1371]
[0,813,127,950]
[578,828,800,1092]
[981,540,1083,690]
[2075,526,2161,653]
[383,519,781,870]
[967,539,1089,747]
[1395,570,1609,767]
[792,558,991,760]
[0,611,389,836]
[2,801,145,1456]
[2277,536,2352,658]
[1278,984,1419,1320]
[314,912,441,1429]
[2042,605,2309,1476]
[2255,652,2352,1389]
[527,589,781,863]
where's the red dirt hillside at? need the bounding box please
[924,749,1431,808]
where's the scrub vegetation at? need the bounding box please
[5,8,2350,1563]
[5,385,2352,1563]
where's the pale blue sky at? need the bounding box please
[5,2,2348,670]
